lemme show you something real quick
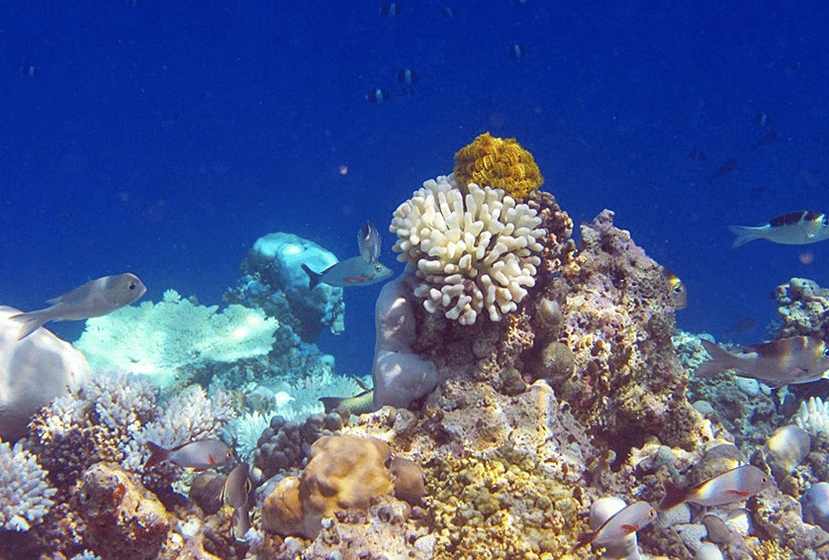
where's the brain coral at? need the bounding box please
[453,132,544,200]
[390,174,546,325]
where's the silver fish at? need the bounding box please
[658,465,770,511]
[11,272,147,340]
[694,336,829,387]
[358,220,381,264]
[730,211,829,248]
[144,439,234,471]
[302,257,392,288]
[576,501,656,548]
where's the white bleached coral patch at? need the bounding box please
[74,289,279,390]
[390,174,546,325]
[0,440,56,531]
[795,396,829,436]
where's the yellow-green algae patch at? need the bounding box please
[426,442,582,560]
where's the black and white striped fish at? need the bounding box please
[729,211,829,248]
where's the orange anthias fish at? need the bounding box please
[706,158,738,185]
[144,439,234,470]
[575,501,657,549]
[658,465,770,511]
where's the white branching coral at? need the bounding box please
[795,396,829,436]
[0,440,56,531]
[74,289,279,390]
[390,174,546,324]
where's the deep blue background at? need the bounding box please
[2,0,828,378]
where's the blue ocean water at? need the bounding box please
[2,0,827,378]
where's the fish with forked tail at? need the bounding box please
[575,501,656,549]
[10,273,147,339]
[694,336,829,387]
[658,464,770,511]
[729,211,829,248]
[144,439,234,470]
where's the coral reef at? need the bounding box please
[0,440,56,531]
[0,306,91,440]
[17,139,829,560]
[390,174,546,325]
[537,209,706,450]
[251,411,343,485]
[74,290,279,391]
[224,232,345,343]
[77,462,170,560]
[261,434,397,539]
[453,132,544,200]
[773,277,829,339]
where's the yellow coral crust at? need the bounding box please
[454,132,544,200]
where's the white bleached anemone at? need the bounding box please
[390,174,546,325]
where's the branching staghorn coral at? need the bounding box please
[0,439,56,531]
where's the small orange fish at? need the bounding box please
[706,158,738,185]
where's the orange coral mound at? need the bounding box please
[453,132,544,199]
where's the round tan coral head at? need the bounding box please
[453,132,544,200]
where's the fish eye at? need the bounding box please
[128,283,136,290]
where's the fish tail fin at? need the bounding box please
[301,264,321,290]
[8,312,47,340]
[693,339,734,378]
[728,225,760,249]
[658,479,687,511]
[318,397,344,413]
[573,531,595,550]
[144,441,169,469]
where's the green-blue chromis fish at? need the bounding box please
[729,211,829,248]
[10,272,147,340]
[358,220,382,264]
[658,465,770,511]
[575,501,656,549]
[144,439,234,471]
[694,336,829,387]
[302,257,392,288]
[662,269,687,310]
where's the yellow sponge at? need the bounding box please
[454,132,544,199]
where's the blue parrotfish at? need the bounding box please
[10,272,147,340]
[729,211,829,248]
[144,439,234,471]
[575,501,656,549]
[358,220,382,264]
[694,336,829,387]
[658,465,770,511]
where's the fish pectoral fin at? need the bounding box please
[727,489,749,497]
